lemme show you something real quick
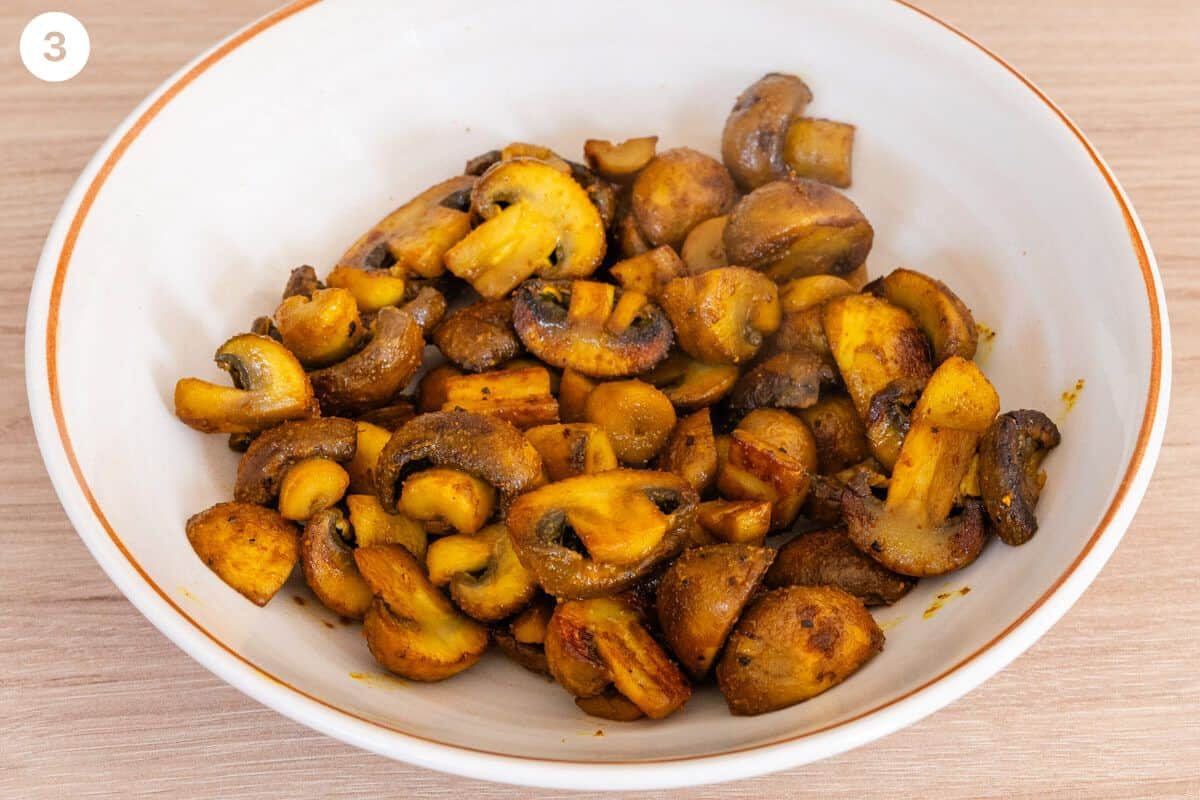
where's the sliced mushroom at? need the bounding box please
[584,379,677,465]
[656,408,719,494]
[566,160,619,230]
[425,523,537,622]
[782,117,856,188]
[309,306,425,415]
[400,284,447,334]
[465,149,502,176]
[431,298,521,372]
[766,526,916,606]
[355,401,416,432]
[492,596,555,675]
[659,267,781,364]
[615,206,652,258]
[186,502,299,606]
[716,409,817,531]
[444,159,606,299]
[440,365,560,429]
[656,544,775,679]
[978,410,1061,545]
[507,469,697,598]
[345,493,427,557]
[300,508,373,618]
[325,266,408,313]
[583,136,658,182]
[545,595,691,719]
[512,279,673,377]
[277,457,350,521]
[695,499,774,545]
[500,141,573,173]
[730,349,837,416]
[399,467,497,535]
[345,421,392,494]
[803,458,889,527]
[869,267,978,364]
[641,351,740,411]
[556,367,597,423]
[842,356,999,576]
[796,391,871,474]
[354,544,489,681]
[337,175,475,279]
[771,274,856,359]
[273,287,366,367]
[721,73,813,191]
[375,409,545,511]
[281,265,322,299]
[680,215,729,275]
[863,376,924,472]
[724,178,874,281]
[630,147,737,248]
[524,423,619,481]
[175,334,318,434]
[609,246,685,300]
[575,690,646,722]
[416,363,463,413]
[234,417,357,505]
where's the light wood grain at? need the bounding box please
[2,1,1197,797]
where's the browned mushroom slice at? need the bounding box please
[440,365,560,430]
[545,595,691,719]
[399,284,447,334]
[273,287,366,367]
[766,527,916,606]
[566,160,618,230]
[843,357,999,576]
[445,159,606,299]
[575,690,646,722]
[721,72,813,191]
[281,265,322,299]
[324,266,408,313]
[309,306,424,415]
[717,409,817,531]
[465,149,502,176]
[524,423,618,481]
[425,523,537,622]
[863,376,924,472]
[512,279,672,377]
[770,274,856,359]
[557,367,597,423]
[186,502,300,607]
[416,363,463,413]
[277,457,350,521]
[234,417,357,505]
[782,118,856,188]
[399,467,497,535]
[583,136,658,182]
[615,207,652,259]
[337,175,475,279]
[507,469,697,599]
[355,401,416,432]
[431,299,521,372]
[657,408,719,494]
[870,267,979,364]
[978,410,1061,546]
[659,267,781,364]
[492,596,555,675]
[656,544,775,679]
[175,334,318,434]
[796,391,871,474]
[345,493,427,557]
[730,349,837,416]
[630,147,737,248]
[609,246,685,300]
[724,178,873,281]
[695,499,774,545]
[680,215,730,275]
[803,458,889,526]
[641,351,740,411]
[375,409,545,511]
[300,508,373,618]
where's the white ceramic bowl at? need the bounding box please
[26,0,1170,790]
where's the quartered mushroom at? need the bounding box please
[273,287,366,368]
[720,72,813,191]
[868,268,978,364]
[186,501,300,606]
[656,408,719,494]
[355,401,416,432]
[439,365,560,430]
[584,379,677,465]
[583,136,658,182]
[629,147,737,248]
[556,367,598,423]
[842,356,999,576]
[506,469,697,599]
[431,298,522,372]
[444,158,607,299]
[174,333,318,434]
[766,526,916,606]
[729,348,837,415]
[309,306,425,415]
[512,279,673,377]
[659,267,781,364]
[233,417,357,505]
[336,175,476,278]
[978,409,1062,545]
[545,595,692,719]
[426,523,537,622]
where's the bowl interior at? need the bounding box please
[36,0,1157,771]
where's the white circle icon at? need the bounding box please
[20,12,90,82]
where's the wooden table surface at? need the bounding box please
[2,1,1197,797]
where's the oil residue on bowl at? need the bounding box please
[349,671,406,689]
[1061,378,1085,413]
[975,322,997,363]
[923,586,971,619]
[878,616,906,632]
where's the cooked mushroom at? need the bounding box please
[273,287,366,368]
[354,544,489,681]
[281,265,322,299]
[500,141,573,173]
[730,349,837,415]
[492,596,555,675]
[716,586,883,715]
[399,284,447,334]
[842,356,999,576]
[337,175,475,279]
[175,334,318,434]
[721,73,813,191]
[512,279,673,377]
[248,315,280,341]
[567,160,618,230]
[978,410,1061,546]
[399,467,497,535]
[863,376,924,472]
[583,136,658,182]
[656,408,718,493]
[609,246,685,300]
[324,266,408,313]
[771,274,856,359]
[575,690,646,722]
[345,421,392,494]
[300,508,373,618]
[615,207,652,259]
[345,493,427,557]
[506,469,697,598]
[375,410,545,511]
[465,149,502,176]
[444,159,606,299]
[695,499,774,545]
[524,423,619,481]
[416,363,463,413]
[803,458,889,526]
[426,523,537,621]
[630,147,737,248]
[545,595,691,719]
[659,267,781,364]
[431,299,521,372]
[277,457,350,521]
[186,502,299,606]
[717,409,817,531]
[679,215,729,275]
[234,417,357,505]
[584,379,677,465]
[556,367,597,423]
[766,527,916,606]
[869,268,978,364]
[309,306,425,415]
[440,365,560,429]
[797,391,871,474]
[724,178,873,281]
[656,544,774,679]
[641,351,740,411]
[781,118,856,188]
[355,401,416,432]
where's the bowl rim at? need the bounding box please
[23,0,1172,790]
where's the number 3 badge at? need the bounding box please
[20,12,90,82]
